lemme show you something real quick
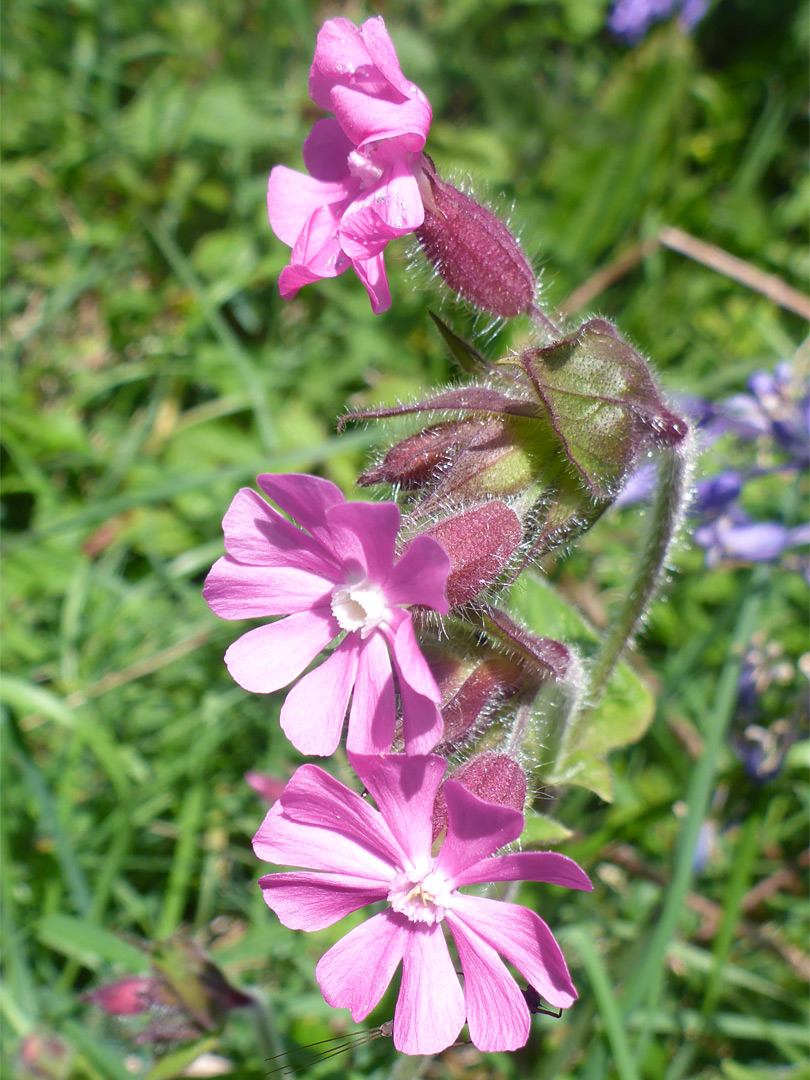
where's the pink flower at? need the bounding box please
[267,16,432,314]
[253,754,592,1055]
[203,474,451,756]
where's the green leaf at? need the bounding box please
[521,813,574,846]
[507,572,655,800]
[36,915,147,971]
[428,310,490,374]
[143,1039,219,1080]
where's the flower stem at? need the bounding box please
[588,442,692,702]
[556,442,692,765]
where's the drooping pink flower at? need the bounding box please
[253,754,592,1055]
[203,474,451,756]
[267,16,432,314]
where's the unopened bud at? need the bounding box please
[481,606,573,683]
[415,156,536,318]
[424,646,527,752]
[19,1032,72,1080]
[82,975,154,1016]
[358,419,489,489]
[424,501,522,606]
[432,751,527,838]
[245,770,287,805]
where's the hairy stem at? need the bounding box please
[559,441,692,761]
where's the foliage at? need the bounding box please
[2,1,807,1078]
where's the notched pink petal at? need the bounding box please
[348,752,445,865]
[267,165,350,248]
[317,911,408,1022]
[385,534,451,613]
[346,634,396,754]
[220,488,340,576]
[302,118,355,182]
[258,871,384,931]
[269,763,403,869]
[393,923,465,1054]
[280,637,359,756]
[450,895,578,1009]
[455,851,593,891]
[203,557,333,619]
[325,499,401,581]
[223,608,337,694]
[437,781,524,884]
[351,253,391,314]
[446,913,530,1052]
[256,473,345,535]
[330,85,431,150]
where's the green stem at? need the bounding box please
[589,442,692,704]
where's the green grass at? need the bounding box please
[2,1,808,1078]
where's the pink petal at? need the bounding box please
[384,534,451,613]
[285,203,351,283]
[223,607,337,693]
[280,637,359,756]
[220,488,340,576]
[351,253,391,314]
[309,18,377,113]
[339,203,404,262]
[447,914,530,1052]
[449,895,578,1009]
[355,157,426,234]
[262,763,403,871]
[348,753,445,866]
[302,118,354,182]
[346,633,396,753]
[360,16,417,99]
[393,923,465,1054]
[324,499,400,581]
[258,871,385,931]
[256,473,345,536]
[329,84,431,151]
[386,614,444,754]
[435,781,524,884]
[267,165,350,249]
[203,557,333,619]
[454,851,593,891]
[316,910,409,1022]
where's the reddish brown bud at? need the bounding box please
[415,156,536,318]
[432,751,527,838]
[481,606,573,684]
[81,975,154,1016]
[425,647,527,752]
[358,419,488,489]
[425,501,522,606]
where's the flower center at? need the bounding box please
[331,578,388,637]
[347,148,385,189]
[387,868,451,926]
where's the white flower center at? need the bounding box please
[347,148,385,189]
[331,578,388,637]
[387,868,452,926]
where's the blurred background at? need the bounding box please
[2,1,808,1078]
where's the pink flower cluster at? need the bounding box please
[267,17,432,313]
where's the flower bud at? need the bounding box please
[481,606,573,684]
[423,500,522,606]
[19,1032,72,1080]
[432,751,527,838]
[81,975,154,1016]
[358,419,489,490]
[415,155,536,318]
[245,770,287,805]
[424,645,527,752]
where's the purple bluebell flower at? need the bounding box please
[608,0,708,43]
[694,511,809,567]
